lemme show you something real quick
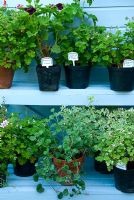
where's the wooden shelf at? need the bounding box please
[1,158,134,200]
[0,82,134,106]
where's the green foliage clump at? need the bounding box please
[91,19,134,67]
[94,108,134,171]
[0,8,38,72]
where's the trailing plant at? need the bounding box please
[34,106,98,199]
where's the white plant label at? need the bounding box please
[68,52,79,66]
[123,59,134,68]
[41,57,53,68]
[116,163,127,170]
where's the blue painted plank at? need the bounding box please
[1,160,134,200]
[1,81,134,106]
[6,0,73,7]
[6,0,134,7]
[82,0,134,7]
[84,7,134,27]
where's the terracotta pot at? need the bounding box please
[53,155,84,177]
[0,67,14,89]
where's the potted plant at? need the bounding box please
[94,108,134,192]
[0,106,17,187]
[55,6,97,89]
[0,7,38,89]
[92,107,126,174]
[59,24,94,89]
[23,0,62,91]
[33,106,94,198]
[91,20,134,91]
[13,116,51,177]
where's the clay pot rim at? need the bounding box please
[53,154,84,164]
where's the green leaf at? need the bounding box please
[102,55,109,61]
[51,44,61,54]
[36,184,45,193]
[63,189,69,196]
[58,192,63,199]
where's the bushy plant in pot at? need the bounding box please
[89,107,113,174]
[58,24,94,89]
[0,106,17,187]
[91,19,134,91]
[13,116,51,177]
[92,107,127,174]
[55,5,97,89]
[94,108,134,193]
[0,7,38,88]
[24,0,63,91]
[33,106,94,199]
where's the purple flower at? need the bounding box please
[0,120,9,128]
[24,6,36,15]
[56,3,64,10]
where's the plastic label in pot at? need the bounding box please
[41,57,53,68]
[123,59,134,68]
[68,52,79,66]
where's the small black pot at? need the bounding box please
[14,160,36,177]
[94,159,113,174]
[114,166,134,193]
[0,173,6,188]
[64,65,91,89]
[108,66,134,91]
[36,65,61,91]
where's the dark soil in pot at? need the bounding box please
[0,173,6,188]
[114,161,134,193]
[108,66,134,91]
[64,65,91,89]
[94,159,113,174]
[14,160,36,177]
[36,65,61,91]
[0,67,14,89]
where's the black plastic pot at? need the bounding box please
[14,160,36,177]
[36,65,61,91]
[94,159,113,174]
[0,173,6,188]
[114,166,134,193]
[108,66,134,91]
[64,65,91,89]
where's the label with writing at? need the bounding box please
[123,59,134,68]
[68,52,79,66]
[41,57,53,68]
[116,163,127,170]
